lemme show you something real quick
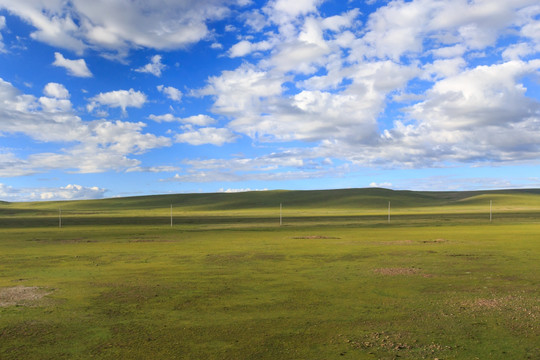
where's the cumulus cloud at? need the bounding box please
[199,63,285,124]
[175,127,238,146]
[0,15,5,52]
[43,83,70,99]
[195,0,540,174]
[135,55,166,77]
[0,79,171,176]
[0,183,106,202]
[87,89,147,115]
[219,188,268,193]
[180,115,217,126]
[52,52,92,77]
[409,60,540,130]
[228,39,274,57]
[165,150,339,184]
[39,184,107,201]
[369,182,393,189]
[0,0,248,57]
[157,85,182,102]
[268,0,323,18]
[149,114,216,126]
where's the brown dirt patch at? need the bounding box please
[0,286,52,307]
[373,267,420,276]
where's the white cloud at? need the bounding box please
[0,0,240,56]
[157,85,182,102]
[219,188,268,193]
[0,79,171,176]
[40,83,72,113]
[409,60,540,130]
[126,165,180,173]
[502,43,530,61]
[229,40,253,57]
[180,115,217,126]
[88,89,147,115]
[0,183,106,202]
[135,55,166,77]
[148,114,216,126]
[52,52,93,77]
[175,127,238,146]
[0,1,86,53]
[431,44,467,59]
[0,15,5,52]
[321,9,360,31]
[369,182,392,188]
[269,0,323,18]
[421,58,466,81]
[39,184,106,201]
[43,83,70,99]
[0,77,83,142]
[228,39,273,57]
[200,64,284,116]
[148,114,179,123]
[165,148,339,184]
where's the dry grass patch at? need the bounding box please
[373,267,434,278]
[421,238,448,243]
[293,235,341,239]
[373,267,420,276]
[0,286,52,307]
[338,331,453,358]
[460,293,539,319]
[379,240,413,245]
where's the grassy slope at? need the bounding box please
[3,187,540,212]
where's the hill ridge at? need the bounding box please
[2,187,540,212]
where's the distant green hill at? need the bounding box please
[2,188,540,213]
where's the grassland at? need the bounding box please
[0,188,539,359]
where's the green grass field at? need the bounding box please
[0,188,539,359]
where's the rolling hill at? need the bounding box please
[1,187,540,213]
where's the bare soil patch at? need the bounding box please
[0,286,52,307]
[374,267,420,276]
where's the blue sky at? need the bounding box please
[0,0,539,201]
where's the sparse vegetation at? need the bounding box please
[0,188,538,359]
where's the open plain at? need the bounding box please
[0,188,539,359]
